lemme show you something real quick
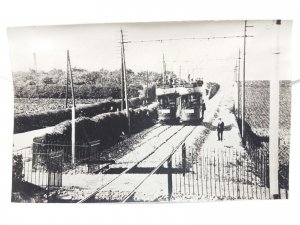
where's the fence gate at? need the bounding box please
[48,151,63,188]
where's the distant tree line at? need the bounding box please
[13,68,163,99]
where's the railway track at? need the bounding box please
[91,124,172,173]
[121,126,197,202]
[78,125,197,203]
[132,124,172,149]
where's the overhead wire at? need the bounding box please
[125,35,254,44]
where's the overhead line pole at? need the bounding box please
[242,20,253,146]
[162,54,166,84]
[65,57,69,108]
[234,61,238,118]
[242,21,246,144]
[67,50,76,165]
[33,52,37,74]
[234,61,237,82]
[237,49,241,120]
[179,65,181,80]
[120,40,124,110]
[121,29,131,135]
[146,70,149,103]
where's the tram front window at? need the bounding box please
[181,95,189,108]
[191,93,200,106]
[158,95,176,109]
[182,93,200,108]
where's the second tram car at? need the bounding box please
[176,79,204,124]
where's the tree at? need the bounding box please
[42,76,55,85]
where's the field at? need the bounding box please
[240,81,291,137]
[14,98,107,115]
[238,80,291,188]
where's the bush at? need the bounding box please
[12,154,24,183]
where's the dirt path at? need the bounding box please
[202,84,242,150]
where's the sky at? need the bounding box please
[7,20,292,83]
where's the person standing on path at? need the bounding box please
[217,118,224,141]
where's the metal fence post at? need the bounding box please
[182,143,186,177]
[168,155,173,201]
[47,153,51,200]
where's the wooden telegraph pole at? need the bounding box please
[67,50,76,165]
[120,29,131,135]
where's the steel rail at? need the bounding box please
[78,125,185,203]
[133,125,171,149]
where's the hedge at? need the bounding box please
[32,104,158,163]
[14,97,149,134]
[39,103,158,143]
[207,82,220,99]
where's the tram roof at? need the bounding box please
[156,87,177,96]
[176,86,203,95]
[156,85,203,96]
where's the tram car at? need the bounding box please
[176,79,204,124]
[156,83,179,124]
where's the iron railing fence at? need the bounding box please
[13,148,63,193]
[121,146,288,202]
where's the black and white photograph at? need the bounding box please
[8,20,292,203]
